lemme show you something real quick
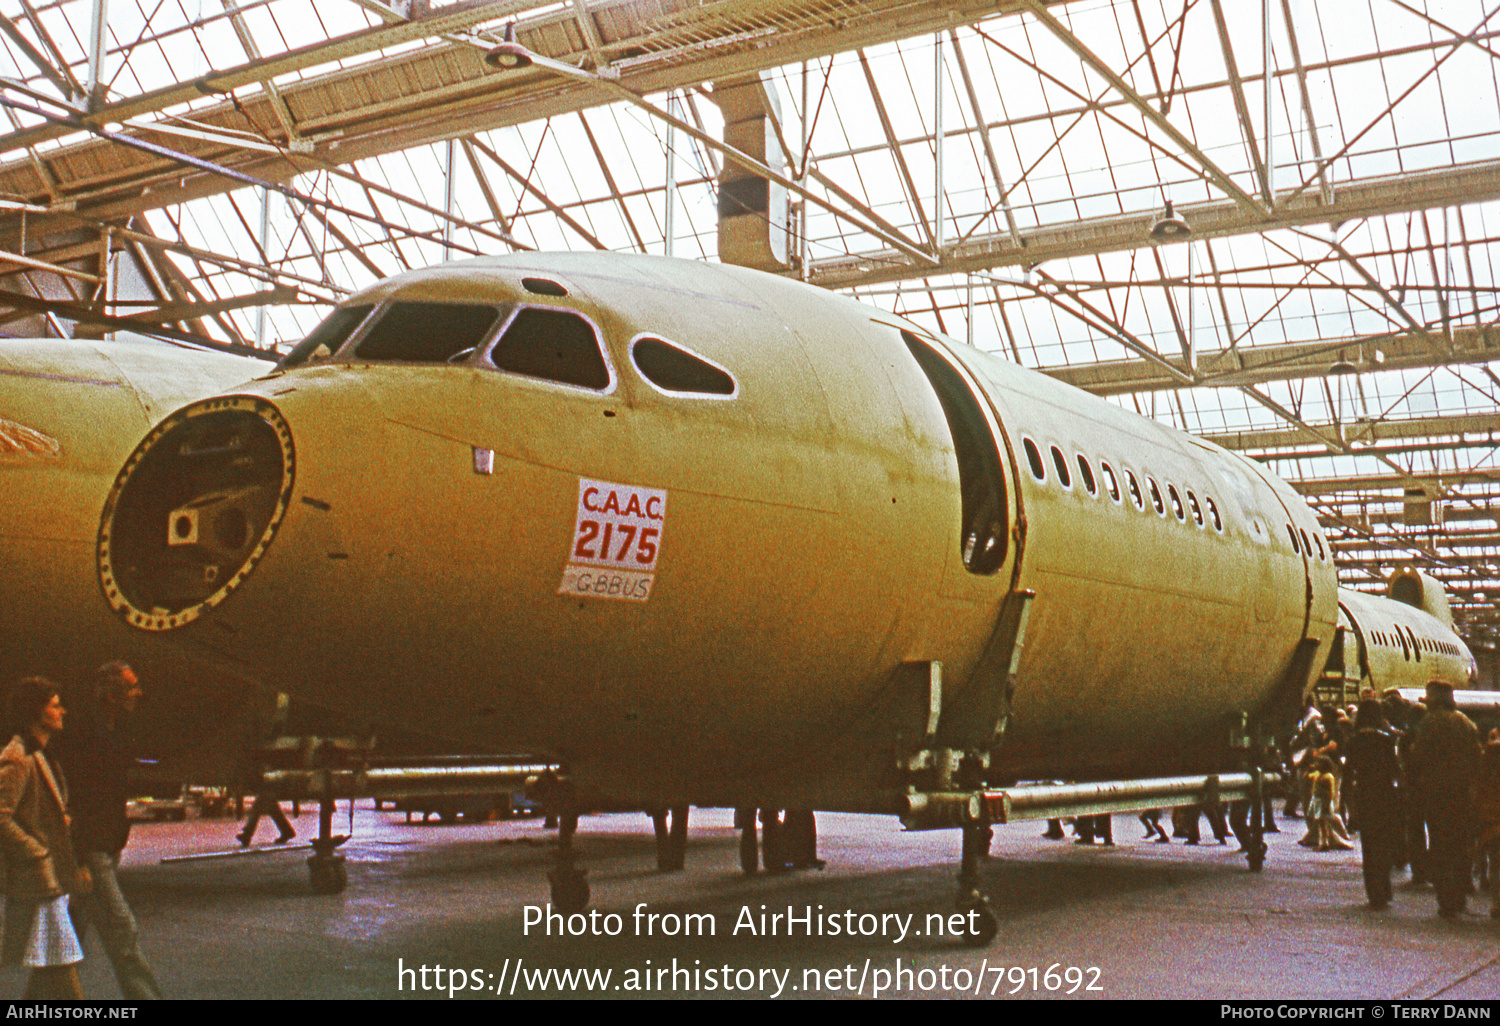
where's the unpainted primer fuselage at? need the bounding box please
[0,338,273,776]
[90,253,1428,810]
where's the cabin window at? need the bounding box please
[1314,534,1326,560]
[1023,438,1046,481]
[1076,454,1097,496]
[1147,476,1165,515]
[279,304,374,368]
[1205,496,1223,531]
[1050,445,1072,488]
[355,302,502,363]
[630,337,736,396]
[522,277,568,297]
[1407,627,1422,662]
[903,332,1009,575]
[1186,489,1204,526]
[1167,484,1185,521]
[1100,462,1121,503]
[1125,470,1144,510]
[487,308,611,391]
[1286,525,1301,554]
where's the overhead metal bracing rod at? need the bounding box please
[986,268,1196,385]
[562,68,940,266]
[857,50,937,254]
[155,206,254,346]
[1292,471,1500,497]
[1317,509,1496,581]
[1038,319,1500,395]
[1278,0,1331,206]
[0,286,282,356]
[464,136,607,251]
[1208,0,1270,205]
[1016,0,1265,217]
[1149,247,1193,365]
[573,115,645,253]
[1291,228,1436,343]
[0,11,77,100]
[0,0,539,154]
[312,156,527,252]
[953,21,1222,251]
[948,28,1022,249]
[0,91,495,261]
[810,158,1500,289]
[217,0,303,149]
[1280,1,1500,207]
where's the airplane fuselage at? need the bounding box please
[89,254,1467,810]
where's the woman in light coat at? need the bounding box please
[0,677,90,998]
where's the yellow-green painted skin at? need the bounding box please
[0,338,273,777]
[97,252,1405,812]
[1337,586,1474,694]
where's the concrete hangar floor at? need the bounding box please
[11,806,1497,1000]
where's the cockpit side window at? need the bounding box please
[902,331,1008,576]
[487,307,612,391]
[354,303,502,363]
[278,305,374,369]
[630,336,737,397]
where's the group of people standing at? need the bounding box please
[1315,678,1493,919]
[0,665,161,999]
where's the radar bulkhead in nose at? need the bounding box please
[98,395,295,632]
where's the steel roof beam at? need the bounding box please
[1198,412,1500,452]
[0,0,536,154]
[1291,471,1500,497]
[1041,320,1500,395]
[1208,0,1269,205]
[1017,0,1265,218]
[809,158,1500,289]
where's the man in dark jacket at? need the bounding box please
[1409,679,1483,919]
[1344,700,1403,909]
[53,663,162,999]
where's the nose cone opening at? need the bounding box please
[99,396,295,631]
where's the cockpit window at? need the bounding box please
[354,302,502,363]
[487,307,611,391]
[278,305,374,369]
[631,337,736,396]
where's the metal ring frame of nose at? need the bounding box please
[98,395,296,632]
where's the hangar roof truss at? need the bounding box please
[0,0,1495,645]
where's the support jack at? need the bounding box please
[956,821,998,947]
[548,810,589,913]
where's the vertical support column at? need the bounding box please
[966,273,975,346]
[443,137,455,252]
[95,227,113,341]
[1186,242,1196,373]
[799,61,810,280]
[664,92,677,258]
[1263,0,1275,206]
[716,76,790,270]
[256,188,271,348]
[934,33,945,255]
[86,0,109,112]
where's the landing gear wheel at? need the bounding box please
[308,854,348,895]
[548,867,589,913]
[958,892,999,948]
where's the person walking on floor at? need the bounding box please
[0,678,90,998]
[52,662,163,999]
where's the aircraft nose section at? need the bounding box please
[98,395,295,631]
